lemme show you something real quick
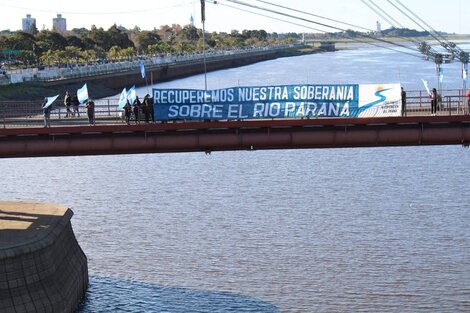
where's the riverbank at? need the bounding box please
[0,45,321,102]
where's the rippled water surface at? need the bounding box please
[3,45,470,312]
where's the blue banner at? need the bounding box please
[153,84,402,121]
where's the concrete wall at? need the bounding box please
[0,204,88,313]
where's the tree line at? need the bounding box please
[0,24,296,67]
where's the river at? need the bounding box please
[2,43,470,312]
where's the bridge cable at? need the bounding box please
[360,0,429,49]
[251,0,425,57]
[206,0,325,33]
[220,0,420,54]
[366,0,405,28]
[392,0,466,58]
[253,0,372,32]
[360,0,399,28]
[206,0,424,60]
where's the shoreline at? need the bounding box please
[0,45,324,102]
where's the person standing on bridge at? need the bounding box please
[72,94,80,117]
[124,100,132,125]
[401,87,407,117]
[466,89,470,115]
[430,88,438,116]
[142,94,152,123]
[85,99,95,126]
[64,91,72,118]
[133,96,141,124]
[42,97,51,128]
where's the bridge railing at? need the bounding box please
[5,44,301,84]
[0,89,469,128]
[402,89,469,115]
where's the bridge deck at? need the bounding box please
[1,115,469,158]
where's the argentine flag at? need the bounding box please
[127,85,136,104]
[42,94,59,109]
[421,79,430,95]
[77,83,89,104]
[117,88,127,109]
[140,61,146,79]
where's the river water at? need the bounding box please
[3,43,470,312]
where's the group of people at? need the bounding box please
[63,91,81,118]
[42,91,95,127]
[122,94,155,125]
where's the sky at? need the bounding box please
[0,0,469,35]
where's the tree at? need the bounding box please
[108,45,122,60]
[64,46,81,64]
[179,25,200,42]
[81,49,97,64]
[131,31,161,53]
[36,30,67,51]
[107,24,134,49]
[66,36,85,49]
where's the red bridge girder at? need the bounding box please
[1,116,470,158]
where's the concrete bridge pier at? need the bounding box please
[0,201,88,313]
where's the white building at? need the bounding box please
[52,14,66,33]
[22,14,36,33]
[376,21,382,35]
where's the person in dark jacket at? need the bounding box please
[133,96,141,124]
[124,100,132,125]
[42,97,51,127]
[401,87,407,116]
[85,99,95,125]
[142,94,152,123]
[72,94,80,117]
[64,91,72,117]
[430,88,438,116]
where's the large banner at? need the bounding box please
[153,84,402,121]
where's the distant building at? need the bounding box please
[52,14,66,33]
[190,14,194,27]
[22,14,36,33]
[376,21,382,36]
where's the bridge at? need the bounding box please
[1,115,469,158]
[1,89,469,158]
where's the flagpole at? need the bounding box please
[463,63,467,95]
[201,0,208,91]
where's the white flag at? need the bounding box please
[421,79,430,95]
[77,83,89,104]
[140,61,146,79]
[117,88,127,109]
[127,85,136,104]
[42,94,59,109]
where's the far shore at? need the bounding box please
[2,36,468,103]
[0,45,324,102]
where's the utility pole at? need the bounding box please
[434,53,443,96]
[201,0,208,91]
[461,52,469,95]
